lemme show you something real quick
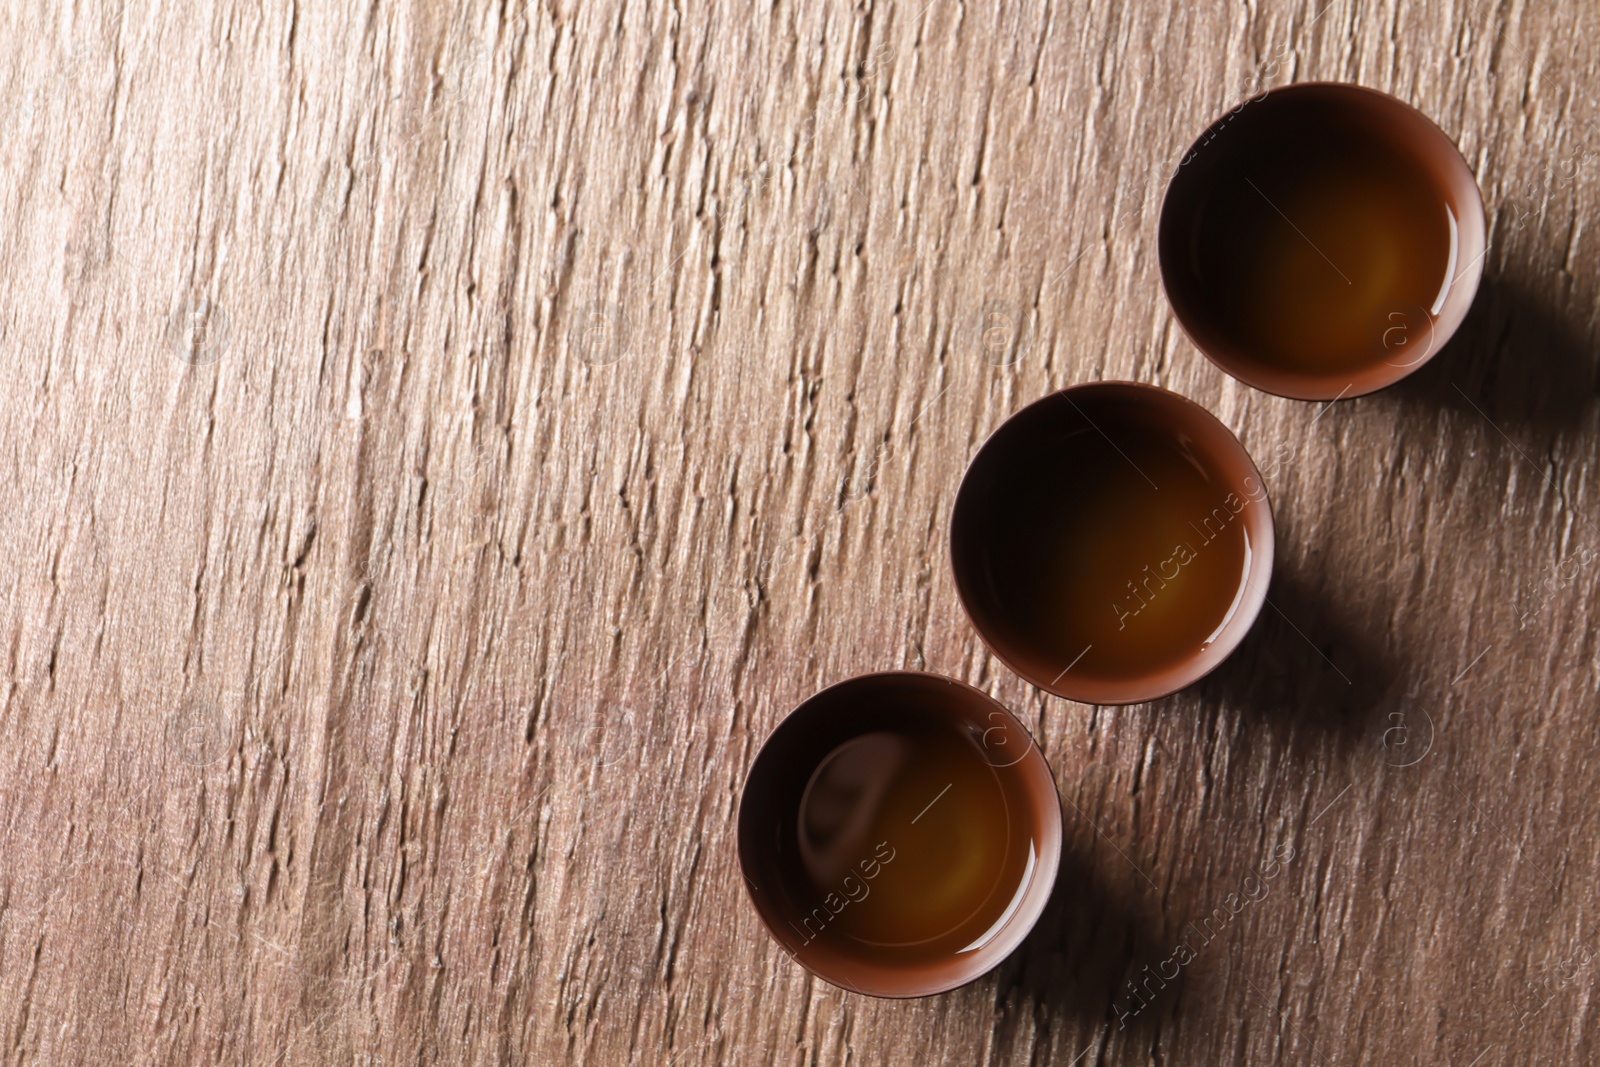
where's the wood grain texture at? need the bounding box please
[1,0,1597,1063]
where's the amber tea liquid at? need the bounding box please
[766,699,1044,967]
[1175,93,1461,376]
[969,404,1257,685]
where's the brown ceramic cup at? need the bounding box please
[1158,82,1486,400]
[737,671,1062,998]
[950,382,1275,705]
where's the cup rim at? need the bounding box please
[1156,80,1488,401]
[735,669,1064,998]
[948,381,1276,706]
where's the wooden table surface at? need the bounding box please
[3,0,1597,1063]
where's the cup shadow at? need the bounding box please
[1388,273,1598,430]
[984,847,1174,1054]
[1188,566,1393,745]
